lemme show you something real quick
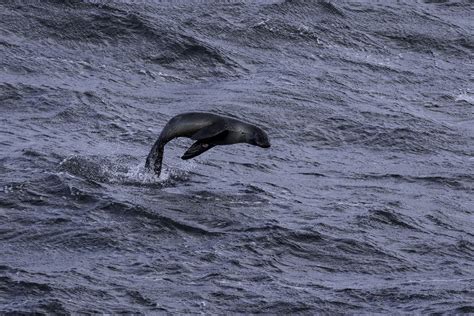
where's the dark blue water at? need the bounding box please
[1,0,473,313]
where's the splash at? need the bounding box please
[455,91,474,104]
[59,155,197,186]
[114,163,168,184]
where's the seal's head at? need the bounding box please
[249,127,271,148]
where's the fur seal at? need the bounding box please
[145,112,271,176]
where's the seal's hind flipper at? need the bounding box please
[182,141,215,160]
[191,122,227,141]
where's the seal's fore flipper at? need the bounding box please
[182,141,215,160]
[182,130,229,160]
[190,122,227,141]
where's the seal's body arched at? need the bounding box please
[145,112,270,176]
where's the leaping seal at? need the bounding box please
[145,112,271,176]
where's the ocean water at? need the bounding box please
[1,0,473,313]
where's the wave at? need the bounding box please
[358,173,473,191]
[357,208,421,230]
[12,0,245,79]
[145,34,243,78]
[100,201,223,236]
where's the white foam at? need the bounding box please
[122,164,169,183]
[455,91,474,104]
[111,160,198,185]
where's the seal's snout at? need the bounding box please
[255,131,270,148]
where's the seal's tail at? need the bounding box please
[145,139,165,176]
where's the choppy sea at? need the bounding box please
[1,0,473,313]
